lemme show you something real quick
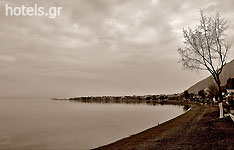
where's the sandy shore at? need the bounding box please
[94,103,234,150]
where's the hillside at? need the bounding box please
[188,59,234,93]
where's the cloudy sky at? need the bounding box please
[0,0,234,98]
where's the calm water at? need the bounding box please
[0,99,185,149]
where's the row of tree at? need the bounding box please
[183,79,234,102]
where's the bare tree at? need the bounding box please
[207,83,218,99]
[178,10,231,101]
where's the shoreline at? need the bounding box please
[93,102,199,150]
[94,103,234,150]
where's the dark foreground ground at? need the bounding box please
[94,104,234,150]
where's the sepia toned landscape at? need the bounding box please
[1,0,234,150]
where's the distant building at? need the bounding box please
[227,89,234,94]
[224,78,234,109]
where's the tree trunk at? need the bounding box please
[216,76,223,102]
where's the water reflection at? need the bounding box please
[69,99,191,111]
[0,99,186,149]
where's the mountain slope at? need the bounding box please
[188,59,234,93]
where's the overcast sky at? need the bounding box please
[0,0,234,98]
